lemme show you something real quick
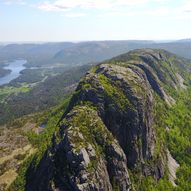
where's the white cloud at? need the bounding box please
[37,0,150,12]
[34,0,191,22]
[38,0,106,11]
[111,0,149,6]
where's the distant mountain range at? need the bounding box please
[0,40,191,68]
[175,38,191,43]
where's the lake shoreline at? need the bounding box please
[0,60,27,86]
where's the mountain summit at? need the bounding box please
[12,49,191,191]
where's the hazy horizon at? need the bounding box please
[0,38,190,44]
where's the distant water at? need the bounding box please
[0,60,26,86]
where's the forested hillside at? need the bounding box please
[7,49,191,191]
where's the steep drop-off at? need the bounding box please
[11,49,191,191]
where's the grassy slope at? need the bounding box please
[7,96,71,191]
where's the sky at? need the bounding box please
[0,0,191,42]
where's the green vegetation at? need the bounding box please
[0,64,90,125]
[0,84,30,103]
[8,96,71,191]
[61,105,114,155]
[98,73,133,110]
[27,96,71,162]
[131,175,174,191]
[131,87,191,191]
[165,89,191,191]
[112,177,120,191]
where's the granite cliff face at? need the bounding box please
[26,49,190,191]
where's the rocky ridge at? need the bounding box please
[25,49,190,191]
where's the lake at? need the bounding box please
[0,60,27,86]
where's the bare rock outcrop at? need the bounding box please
[26,49,188,191]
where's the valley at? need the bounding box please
[0,40,191,126]
[0,42,191,191]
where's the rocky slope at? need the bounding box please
[18,49,191,191]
